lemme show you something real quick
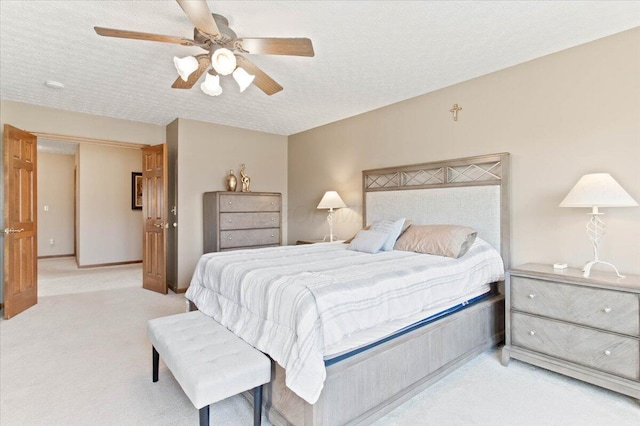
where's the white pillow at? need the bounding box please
[346,230,389,254]
[370,218,406,251]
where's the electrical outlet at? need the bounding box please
[49,238,54,246]
[44,205,49,212]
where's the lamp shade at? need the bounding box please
[232,67,255,92]
[211,48,237,76]
[200,73,222,96]
[174,56,199,81]
[317,191,346,209]
[559,173,638,208]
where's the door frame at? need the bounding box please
[1,129,154,315]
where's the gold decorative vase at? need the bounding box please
[240,163,251,192]
[226,170,237,192]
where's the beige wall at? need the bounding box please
[37,152,75,257]
[77,144,143,266]
[0,100,165,144]
[288,28,640,275]
[175,118,288,288]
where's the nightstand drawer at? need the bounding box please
[219,212,280,230]
[220,228,280,249]
[512,312,640,380]
[511,276,639,336]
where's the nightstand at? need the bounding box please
[296,239,344,245]
[501,263,640,398]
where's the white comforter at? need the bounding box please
[186,238,504,404]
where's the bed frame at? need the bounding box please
[248,153,511,425]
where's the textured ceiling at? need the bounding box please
[1,1,639,136]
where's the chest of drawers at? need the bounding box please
[502,263,640,398]
[203,191,282,253]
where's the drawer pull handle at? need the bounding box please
[228,237,232,240]
[271,218,274,221]
[603,307,611,313]
[271,235,275,237]
[228,219,232,223]
[528,294,536,299]
[529,331,535,336]
[604,350,611,356]
[228,201,232,205]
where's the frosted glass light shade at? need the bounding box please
[317,191,347,209]
[173,56,199,81]
[232,67,255,92]
[211,48,237,76]
[200,73,222,96]
[560,173,638,208]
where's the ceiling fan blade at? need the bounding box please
[235,55,283,95]
[171,55,211,89]
[235,38,315,57]
[94,27,195,46]
[176,0,220,37]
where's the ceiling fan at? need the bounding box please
[94,0,314,96]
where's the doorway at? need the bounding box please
[37,137,145,268]
[35,137,145,296]
[36,139,77,262]
[2,125,164,318]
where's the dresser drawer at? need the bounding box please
[512,312,640,380]
[219,212,280,230]
[220,228,280,249]
[511,276,639,336]
[219,194,280,212]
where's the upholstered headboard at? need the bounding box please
[363,153,511,267]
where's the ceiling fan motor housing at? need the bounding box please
[195,13,237,46]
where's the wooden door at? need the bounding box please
[142,144,167,294]
[3,125,38,318]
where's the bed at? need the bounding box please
[187,153,511,425]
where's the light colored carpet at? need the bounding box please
[38,257,141,297]
[1,261,638,425]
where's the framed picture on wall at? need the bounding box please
[132,172,143,210]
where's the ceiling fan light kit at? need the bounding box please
[95,0,314,97]
[211,48,237,76]
[232,67,255,93]
[200,73,222,96]
[174,56,200,81]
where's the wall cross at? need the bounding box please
[449,104,462,121]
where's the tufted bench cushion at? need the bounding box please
[148,311,271,425]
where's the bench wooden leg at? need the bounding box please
[152,346,159,382]
[199,405,209,426]
[253,385,262,426]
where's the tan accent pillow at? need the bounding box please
[343,220,413,244]
[394,225,477,258]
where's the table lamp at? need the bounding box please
[559,173,638,278]
[317,191,346,242]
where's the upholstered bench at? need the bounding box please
[147,311,271,426]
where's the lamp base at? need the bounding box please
[583,260,625,279]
